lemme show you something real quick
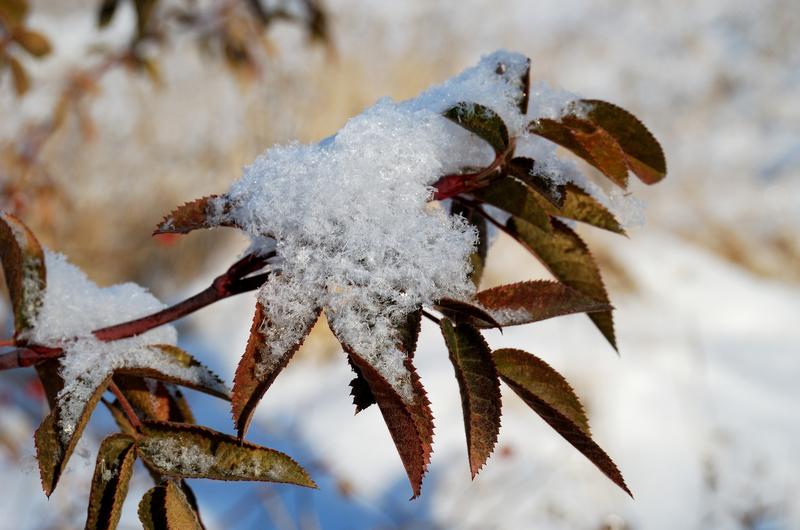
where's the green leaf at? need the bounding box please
[451,201,488,288]
[474,175,551,232]
[86,434,137,530]
[0,212,46,335]
[116,344,229,401]
[343,345,433,498]
[13,28,51,57]
[506,217,616,350]
[153,195,236,235]
[493,348,630,496]
[534,184,626,235]
[137,421,316,487]
[138,481,203,530]
[444,102,509,155]
[505,157,565,208]
[35,375,113,496]
[475,280,612,327]
[232,302,320,437]
[439,319,501,478]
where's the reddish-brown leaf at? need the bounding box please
[0,212,46,335]
[434,298,502,331]
[137,421,316,487]
[86,434,137,530]
[154,195,236,235]
[344,347,433,498]
[35,375,113,496]
[528,100,666,187]
[232,302,320,437]
[506,217,616,350]
[579,100,667,184]
[493,348,630,496]
[439,319,501,478]
[475,280,611,327]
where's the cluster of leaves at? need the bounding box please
[0,0,53,96]
[0,212,315,529]
[156,57,666,498]
[0,54,665,527]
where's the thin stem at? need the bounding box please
[109,381,142,431]
[421,309,441,324]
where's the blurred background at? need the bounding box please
[1,0,798,528]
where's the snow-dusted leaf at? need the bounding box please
[0,212,46,334]
[86,434,137,530]
[439,319,501,478]
[348,310,421,413]
[13,28,52,57]
[117,344,229,401]
[35,375,113,496]
[137,421,316,487]
[506,217,616,350]
[505,157,566,208]
[451,202,489,288]
[529,100,666,187]
[475,175,551,232]
[154,195,236,235]
[138,481,202,530]
[232,302,320,437]
[493,348,631,496]
[345,348,433,498]
[444,102,509,155]
[475,280,611,327]
[434,298,502,331]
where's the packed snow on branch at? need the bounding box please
[216,50,638,398]
[30,251,225,441]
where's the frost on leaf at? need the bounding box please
[506,217,616,350]
[345,348,433,498]
[444,102,509,155]
[86,434,137,530]
[153,194,236,235]
[440,319,501,478]
[35,375,113,496]
[493,348,631,496]
[0,212,46,335]
[474,280,611,327]
[232,302,320,437]
[138,481,203,530]
[137,421,316,487]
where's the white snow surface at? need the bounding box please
[29,252,224,442]
[225,50,574,398]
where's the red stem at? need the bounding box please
[109,381,142,431]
